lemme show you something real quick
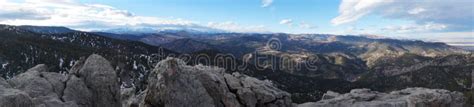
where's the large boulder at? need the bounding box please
[298,88,466,107]
[62,54,120,107]
[134,57,293,107]
[74,54,121,107]
[61,54,120,107]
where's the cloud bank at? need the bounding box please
[207,21,268,33]
[0,0,268,33]
[332,0,474,32]
[382,22,447,33]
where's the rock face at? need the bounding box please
[298,88,466,107]
[125,57,293,107]
[0,54,120,107]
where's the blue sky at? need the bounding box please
[78,0,344,33]
[0,0,473,44]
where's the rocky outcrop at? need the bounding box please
[1,55,294,107]
[298,88,466,107]
[0,54,120,107]
[71,54,121,107]
[0,54,469,107]
[6,64,76,107]
[124,57,293,107]
[0,77,34,107]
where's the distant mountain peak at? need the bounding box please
[360,34,386,39]
[0,24,76,34]
[97,26,227,35]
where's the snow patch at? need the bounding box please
[133,61,138,70]
[2,62,9,69]
[69,60,75,67]
[59,58,64,68]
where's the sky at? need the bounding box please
[0,0,473,44]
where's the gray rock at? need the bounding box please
[61,54,121,107]
[5,64,80,107]
[0,54,120,107]
[41,72,67,97]
[144,58,216,107]
[3,54,467,107]
[236,88,257,107]
[321,91,339,100]
[138,57,293,107]
[194,65,242,107]
[121,87,136,107]
[224,73,242,90]
[0,77,34,107]
[7,64,55,98]
[298,88,466,107]
[33,94,78,107]
[76,54,121,107]
[0,88,34,107]
[121,87,147,107]
[62,75,92,107]
[69,57,86,75]
[0,78,11,89]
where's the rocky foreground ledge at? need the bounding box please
[0,54,468,107]
[123,57,293,107]
[299,88,466,107]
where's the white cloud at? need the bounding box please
[279,19,293,27]
[207,21,268,33]
[261,0,273,8]
[332,0,474,31]
[298,22,317,29]
[382,23,447,33]
[0,0,268,33]
[385,32,474,45]
[341,26,378,35]
[331,0,387,25]
[0,0,198,30]
[279,19,317,29]
[408,7,426,15]
[419,32,474,43]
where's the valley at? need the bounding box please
[0,24,473,105]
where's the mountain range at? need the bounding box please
[0,24,473,104]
